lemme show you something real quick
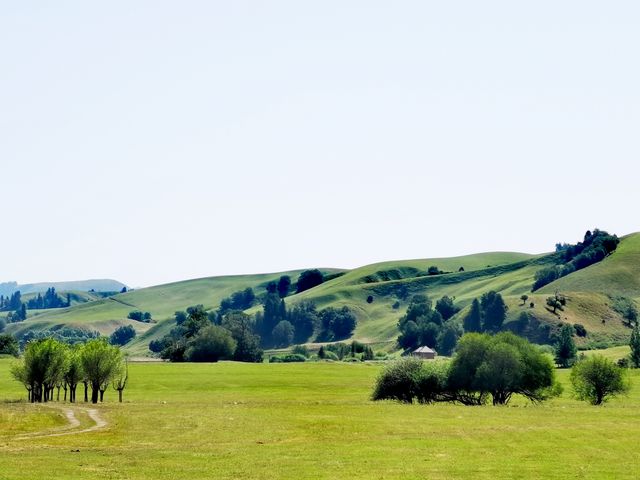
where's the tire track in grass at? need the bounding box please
[15,405,107,439]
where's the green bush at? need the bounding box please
[269,353,307,363]
[322,351,339,361]
[571,355,630,405]
[290,345,310,358]
[372,357,423,403]
[573,324,587,337]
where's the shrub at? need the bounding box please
[573,324,587,337]
[128,311,152,322]
[392,301,401,310]
[110,325,137,346]
[571,355,630,405]
[291,345,310,358]
[184,326,236,362]
[0,334,19,356]
[617,357,630,368]
[366,295,374,304]
[372,357,424,403]
[272,320,295,347]
[269,353,306,363]
[296,270,324,293]
[322,350,339,361]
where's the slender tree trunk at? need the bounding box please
[84,382,89,402]
[118,389,123,403]
[99,389,105,402]
[56,386,61,401]
[91,383,99,404]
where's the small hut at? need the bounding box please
[412,346,436,360]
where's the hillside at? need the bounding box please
[5,233,639,355]
[539,233,640,299]
[0,279,126,296]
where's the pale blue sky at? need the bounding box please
[1,1,638,287]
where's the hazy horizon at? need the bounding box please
[2,1,638,287]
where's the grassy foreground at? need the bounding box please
[1,358,639,479]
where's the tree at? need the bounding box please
[64,347,84,403]
[112,358,128,403]
[0,334,18,356]
[319,306,357,341]
[174,311,188,325]
[546,295,564,314]
[480,291,507,332]
[437,324,459,356]
[289,300,318,344]
[80,339,123,403]
[12,338,69,403]
[185,326,236,362]
[449,332,559,405]
[272,321,295,348]
[183,305,210,337]
[463,299,482,333]
[260,293,287,344]
[222,312,263,362]
[296,269,324,293]
[277,276,291,298]
[0,317,5,333]
[110,325,137,345]
[435,296,458,321]
[571,355,630,405]
[520,294,529,305]
[555,324,577,368]
[630,325,640,368]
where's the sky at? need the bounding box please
[1,1,639,287]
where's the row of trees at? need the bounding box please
[11,338,128,403]
[26,288,70,309]
[0,288,72,324]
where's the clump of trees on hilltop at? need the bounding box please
[11,338,128,404]
[533,229,619,291]
[373,332,561,405]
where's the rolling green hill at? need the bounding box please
[539,233,640,299]
[5,233,639,355]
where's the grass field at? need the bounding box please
[1,356,639,479]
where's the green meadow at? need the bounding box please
[1,355,639,480]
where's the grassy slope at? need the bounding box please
[5,270,340,351]
[540,232,640,299]
[1,358,639,479]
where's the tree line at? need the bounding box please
[11,338,128,404]
[0,288,71,323]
